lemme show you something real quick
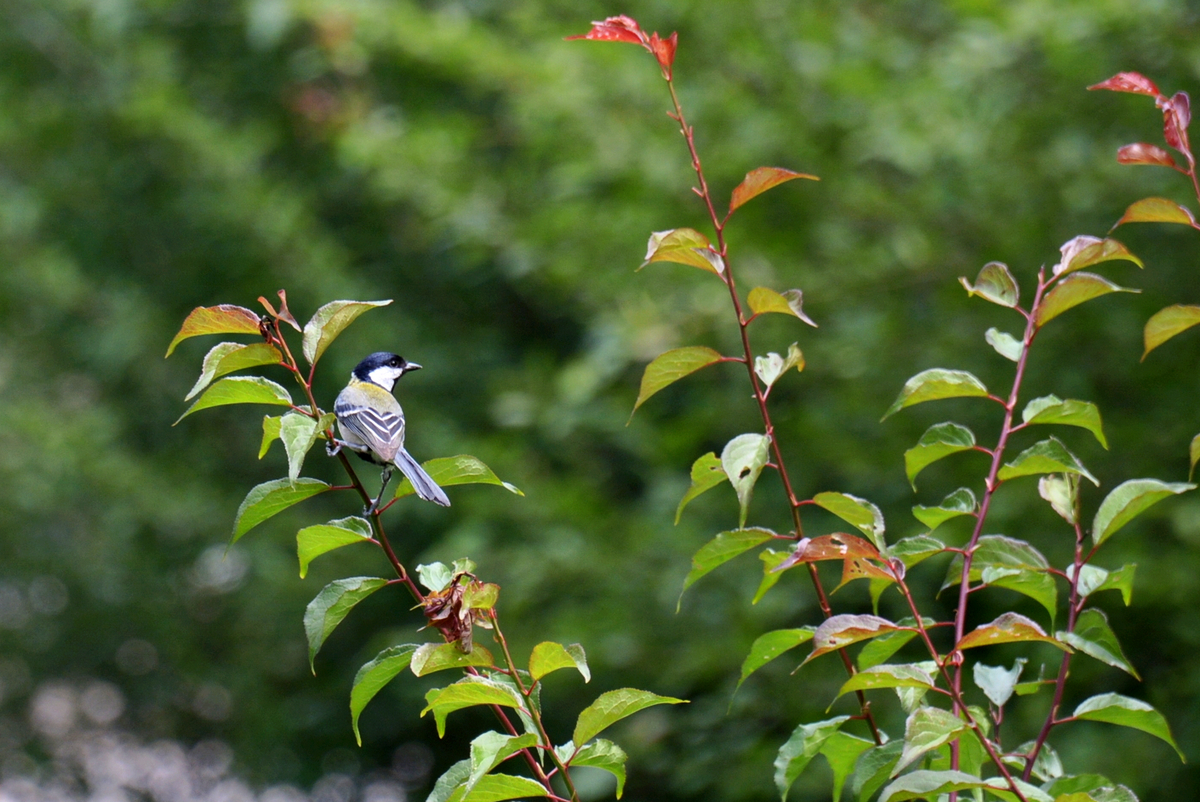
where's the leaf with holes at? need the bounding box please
[736,628,816,692]
[805,615,905,664]
[305,577,389,672]
[812,492,886,550]
[679,528,775,607]
[1022,396,1107,449]
[956,612,1069,652]
[722,434,772,527]
[1036,272,1139,327]
[774,716,849,802]
[960,262,1019,307]
[903,422,977,489]
[297,516,373,579]
[1072,693,1184,761]
[641,228,724,275]
[1092,479,1195,546]
[912,487,977,532]
[166,305,262,357]
[301,300,392,366]
[350,644,419,745]
[233,478,331,543]
[632,346,724,414]
[675,452,728,524]
[998,437,1097,486]
[1058,609,1140,679]
[882,369,989,420]
[747,287,817,326]
[1143,304,1200,359]
[773,533,881,573]
[730,167,819,213]
[185,342,282,400]
[175,376,293,424]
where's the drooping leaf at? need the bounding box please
[819,731,875,802]
[895,707,968,775]
[232,478,331,542]
[675,452,728,524]
[960,261,1019,307]
[460,731,540,800]
[301,299,392,366]
[280,412,333,484]
[175,376,293,424]
[259,415,283,459]
[912,487,977,532]
[882,369,989,420]
[903,422,977,489]
[422,677,525,739]
[1039,474,1080,525]
[185,342,283,400]
[1021,395,1108,448]
[411,643,496,676]
[774,716,849,801]
[887,535,947,569]
[812,492,886,550]
[805,615,905,664]
[632,346,724,413]
[747,287,817,326]
[1117,143,1179,168]
[350,644,419,745]
[1072,693,1184,761]
[569,739,629,799]
[879,770,1052,802]
[754,343,806,389]
[736,628,816,692]
[730,167,819,213]
[296,516,373,579]
[956,612,1069,652]
[679,528,775,606]
[304,577,389,671]
[165,305,262,357]
[1092,479,1195,546]
[997,437,1098,486]
[985,328,1023,361]
[1035,272,1139,327]
[1069,563,1137,605]
[1143,304,1200,358]
[572,689,686,746]
[641,228,724,275]
[721,434,772,527]
[529,642,590,683]
[1114,197,1199,228]
[395,455,522,500]
[753,549,789,604]
[1051,235,1143,278]
[973,658,1027,707]
[833,664,936,705]
[1058,609,1140,679]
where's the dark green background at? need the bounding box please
[3,0,1200,799]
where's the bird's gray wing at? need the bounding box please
[335,396,406,463]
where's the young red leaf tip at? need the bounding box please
[649,31,678,78]
[1087,71,1161,97]
[566,15,648,46]
[1116,143,1178,169]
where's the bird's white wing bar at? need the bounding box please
[335,400,406,461]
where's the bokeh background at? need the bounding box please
[3,0,1200,800]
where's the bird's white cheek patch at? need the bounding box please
[368,366,404,390]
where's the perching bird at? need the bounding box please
[330,352,450,513]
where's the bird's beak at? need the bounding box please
[405,362,422,373]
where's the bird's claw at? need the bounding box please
[326,441,343,457]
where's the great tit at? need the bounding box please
[330,352,451,513]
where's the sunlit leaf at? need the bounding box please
[1058,609,1140,679]
[1051,236,1142,278]
[753,549,789,604]
[956,612,1069,652]
[985,328,1023,361]
[736,628,816,692]
[773,716,849,802]
[569,739,629,799]
[805,615,904,664]
[973,658,1026,707]
[747,287,817,326]
[459,732,541,801]
[1117,143,1178,169]
[1039,474,1080,525]
[395,455,522,500]
[679,528,775,606]
[722,434,772,527]
[417,562,455,593]
[175,376,293,424]
[959,262,1019,307]
[773,533,881,573]
[166,304,262,357]
[233,478,331,542]
[641,228,724,275]
[304,577,389,672]
[882,369,989,420]
[1087,72,1161,96]
[812,492,886,550]
[632,346,724,413]
[297,516,373,578]
[1142,304,1200,359]
[1092,479,1194,546]
[879,770,1052,802]
[422,678,525,739]
[1072,693,1184,761]
[754,343,805,389]
[411,643,496,676]
[895,707,967,775]
[185,342,283,400]
[1022,396,1107,449]
[301,299,392,366]
[350,644,419,745]
[912,487,977,532]
[529,642,590,683]
[997,437,1098,486]
[833,664,935,705]
[944,535,1055,622]
[675,452,728,524]
[1114,197,1199,228]
[729,166,819,213]
[572,689,686,746]
[903,422,977,489]
[1035,272,1139,327]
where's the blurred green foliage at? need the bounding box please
[3,0,1200,799]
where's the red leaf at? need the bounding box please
[774,533,880,572]
[1088,72,1161,97]
[729,167,820,213]
[275,289,302,331]
[648,31,678,77]
[1116,143,1178,169]
[566,15,648,46]
[1160,92,1192,155]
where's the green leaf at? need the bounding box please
[641,228,724,275]
[812,492,886,550]
[997,437,1098,486]
[165,305,262,357]
[633,346,724,414]
[912,488,977,532]
[529,642,590,683]
[1072,693,1184,761]
[1039,474,1081,525]
[1006,740,1063,783]
[754,343,806,389]
[1058,609,1140,679]
[747,287,817,327]
[461,731,540,800]
[448,773,548,802]
[280,412,333,484]
[350,644,419,745]
[679,528,775,607]
[879,770,1053,802]
[972,658,1026,707]
[417,562,455,592]
[943,534,1053,618]
[1115,196,1199,228]
[833,664,935,705]
[423,677,525,738]
[569,739,629,799]
[903,423,977,489]
[887,535,946,569]
[960,261,1019,307]
[722,434,772,527]
[1191,434,1200,481]
[1051,235,1143,278]
[774,716,849,802]
[428,760,472,802]
[805,615,904,664]
[301,299,392,366]
[895,707,967,775]
[1070,563,1136,605]
[1046,775,1111,798]
[185,342,283,400]
[296,516,373,579]
[259,415,283,459]
[175,376,293,423]
[411,643,496,676]
[819,731,874,802]
[956,612,1069,652]
[1143,304,1200,358]
[572,689,686,746]
[730,167,819,213]
[736,628,816,692]
[1035,272,1139,327]
[232,478,331,543]
[1092,478,1195,546]
[850,741,903,802]
[882,369,989,420]
[395,455,523,500]
[675,452,729,524]
[856,625,921,670]
[753,549,789,604]
[1022,395,1108,448]
[985,328,1023,361]
[304,577,389,671]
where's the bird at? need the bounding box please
[329,352,450,514]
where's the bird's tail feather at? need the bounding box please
[394,449,451,507]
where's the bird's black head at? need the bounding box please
[352,352,421,390]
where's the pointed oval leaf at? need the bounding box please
[774,533,881,573]
[166,305,262,357]
[260,414,283,459]
[1052,236,1143,278]
[185,342,283,400]
[812,492,886,549]
[820,731,875,802]
[736,628,816,692]
[675,452,728,524]
[985,328,1023,362]
[569,740,628,799]
[297,516,373,578]
[422,678,525,739]
[280,412,331,484]
[1022,396,1108,448]
[959,262,1019,307]
[834,664,936,704]
[301,299,392,366]
[882,369,988,420]
[411,643,496,676]
[633,346,724,413]
[956,612,1069,652]
[1088,72,1161,96]
[1072,693,1184,761]
[395,455,522,500]
[912,487,977,532]
[721,434,772,527]
[350,644,419,745]
[903,422,977,489]
[641,228,723,275]
[1036,272,1139,327]
[529,642,590,683]
[880,770,1053,802]
[460,733,541,801]
[998,437,1098,486]
[233,478,331,542]
[1057,609,1139,679]
[1115,197,1199,228]
[1117,143,1178,168]
[973,658,1027,707]
[679,527,775,604]
[753,549,789,604]
[1073,563,1137,606]
[730,167,819,213]
[806,615,904,663]
[851,741,904,802]
[572,689,686,746]
[1039,474,1081,525]
[895,707,968,776]
[887,535,947,569]
[427,760,472,802]
[747,287,817,326]
[944,536,1055,620]
[774,716,849,802]
[175,376,293,424]
[1143,304,1200,358]
[1092,479,1194,546]
[304,577,389,671]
